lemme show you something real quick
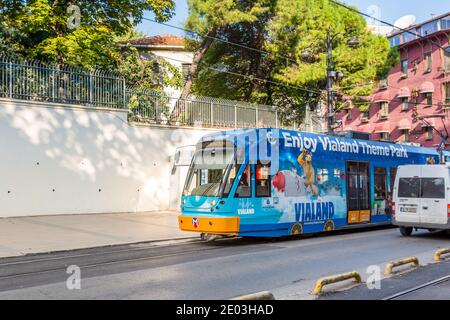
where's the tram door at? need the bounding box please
[346,161,371,224]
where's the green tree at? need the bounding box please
[187,0,399,124]
[0,0,175,69]
[179,0,269,99]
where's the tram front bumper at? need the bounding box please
[178,215,240,235]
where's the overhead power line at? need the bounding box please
[145,53,322,94]
[140,17,327,95]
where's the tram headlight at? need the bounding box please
[210,200,216,206]
[182,199,186,204]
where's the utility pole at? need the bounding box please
[326,30,334,133]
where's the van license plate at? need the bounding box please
[400,207,416,213]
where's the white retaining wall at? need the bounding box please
[0,99,217,217]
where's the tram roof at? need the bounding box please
[200,128,439,156]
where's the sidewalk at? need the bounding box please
[0,211,195,258]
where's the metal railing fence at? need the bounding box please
[0,55,296,129]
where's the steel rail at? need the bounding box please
[382,275,450,300]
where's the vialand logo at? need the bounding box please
[237,208,255,215]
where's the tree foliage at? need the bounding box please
[178,0,269,98]
[188,0,399,123]
[0,0,180,92]
[0,0,175,68]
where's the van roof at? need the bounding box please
[398,164,450,169]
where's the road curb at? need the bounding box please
[385,256,419,275]
[230,291,275,300]
[434,248,450,261]
[313,271,362,295]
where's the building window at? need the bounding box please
[445,82,450,107]
[425,126,433,140]
[424,52,432,72]
[152,61,163,85]
[422,21,438,35]
[402,129,410,142]
[181,63,192,80]
[401,59,408,77]
[380,101,389,118]
[412,59,420,72]
[444,47,450,72]
[255,161,271,197]
[380,132,390,141]
[361,110,369,122]
[425,93,433,106]
[401,97,409,111]
[441,15,450,30]
[346,109,352,120]
[389,35,401,47]
[402,31,416,43]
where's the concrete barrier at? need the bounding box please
[230,291,275,300]
[313,271,362,295]
[384,256,419,275]
[434,248,450,261]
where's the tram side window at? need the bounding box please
[235,165,251,198]
[374,167,387,200]
[256,161,271,197]
[222,165,240,197]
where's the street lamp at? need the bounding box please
[326,30,360,132]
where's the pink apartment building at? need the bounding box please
[337,13,450,149]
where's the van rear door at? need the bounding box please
[419,166,447,225]
[396,174,421,224]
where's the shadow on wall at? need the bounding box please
[0,101,212,217]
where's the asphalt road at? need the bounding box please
[0,226,449,299]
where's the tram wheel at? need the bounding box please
[201,233,220,242]
[323,220,335,232]
[289,223,303,235]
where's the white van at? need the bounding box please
[393,165,450,236]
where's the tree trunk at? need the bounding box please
[170,27,218,122]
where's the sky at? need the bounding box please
[137,0,450,37]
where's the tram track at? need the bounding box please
[0,228,396,289]
[0,227,449,299]
[0,247,217,281]
[0,238,231,287]
[382,275,450,300]
[0,238,203,268]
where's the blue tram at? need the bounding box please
[178,129,439,237]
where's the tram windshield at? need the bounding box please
[183,147,236,197]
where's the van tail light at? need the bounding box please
[447,204,450,217]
